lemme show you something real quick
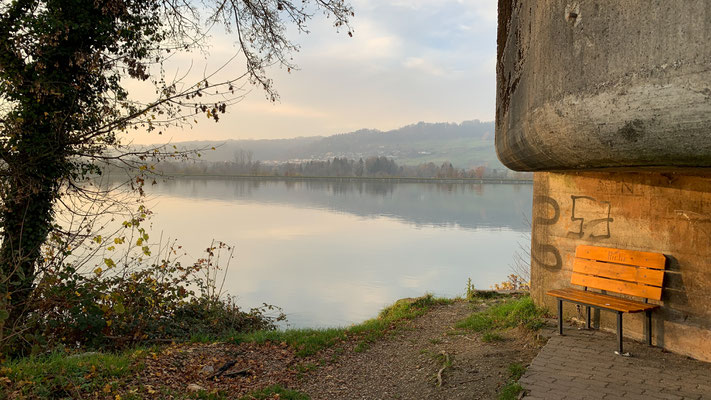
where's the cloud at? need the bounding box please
[129,0,497,144]
[402,57,445,76]
[469,0,498,24]
[238,102,329,119]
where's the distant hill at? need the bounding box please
[167,120,505,170]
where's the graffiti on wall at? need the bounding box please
[532,194,614,270]
[532,195,563,270]
[567,195,613,240]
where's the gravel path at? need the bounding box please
[298,301,541,400]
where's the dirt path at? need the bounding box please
[80,299,542,399]
[297,301,540,400]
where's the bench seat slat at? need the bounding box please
[548,288,655,311]
[573,258,664,287]
[571,273,663,300]
[547,288,659,313]
[576,245,666,270]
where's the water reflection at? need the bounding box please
[138,178,532,328]
[149,178,532,231]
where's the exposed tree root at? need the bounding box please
[436,351,450,387]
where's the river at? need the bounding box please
[135,178,532,328]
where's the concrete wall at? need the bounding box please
[532,171,711,361]
[496,0,711,171]
[496,0,711,362]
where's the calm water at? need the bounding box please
[138,178,532,328]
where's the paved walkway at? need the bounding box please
[520,328,711,399]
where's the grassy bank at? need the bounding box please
[1,294,454,399]
[1,293,546,399]
[0,349,145,399]
[231,294,454,356]
[456,294,545,335]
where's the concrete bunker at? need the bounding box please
[496,0,711,361]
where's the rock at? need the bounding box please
[187,384,206,392]
[200,365,215,375]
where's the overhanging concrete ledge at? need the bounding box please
[496,0,711,171]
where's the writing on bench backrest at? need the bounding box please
[606,251,627,263]
[572,245,666,301]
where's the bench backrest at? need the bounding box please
[572,245,666,301]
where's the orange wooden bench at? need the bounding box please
[547,245,666,355]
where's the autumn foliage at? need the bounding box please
[5,246,282,356]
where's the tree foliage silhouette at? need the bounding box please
[0,0,352,336]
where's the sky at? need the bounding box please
[128,0,497,144]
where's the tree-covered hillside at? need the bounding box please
[169,120,503,170]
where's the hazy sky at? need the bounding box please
[129,0,497,144]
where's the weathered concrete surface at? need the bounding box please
[496,1,711,171]
[531,171,711,362]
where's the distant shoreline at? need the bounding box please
[123,173,533,185]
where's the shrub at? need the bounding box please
[492,274,530,291]
[5,242,282,356]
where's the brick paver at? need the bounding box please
[520,328,711,399]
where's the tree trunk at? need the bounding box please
[0,164,58,336]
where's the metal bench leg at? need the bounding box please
[558,299,563,335]
[616,311,624,355]
[646,310,652,346]
[586,306,591,329]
